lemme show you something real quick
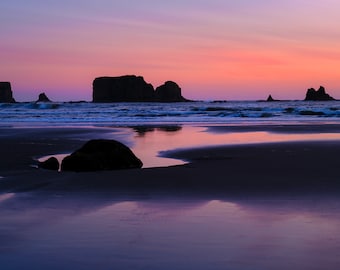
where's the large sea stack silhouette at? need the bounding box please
[305,86,335,101]
[0,82,15,103]
[93,75,188,102]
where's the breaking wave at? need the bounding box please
[1,100,340,125]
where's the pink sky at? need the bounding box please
[2,1,340,101]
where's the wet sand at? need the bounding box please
[0,124,339,194]
[1,125,340,269]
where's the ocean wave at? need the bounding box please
[1,101,340,124]
[25,103,60,110]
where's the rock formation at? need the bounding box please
[61,139,143,172]
[0,82,15,103]
[93,75,154,102]
[38,157,59,171]
[266,95,275,102]
[92,75,188,102]
[155,81,188,102]
[305,86,335,101]
[36,92,51,102]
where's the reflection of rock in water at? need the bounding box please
[132,125,182,136]
[158,126,182,132]
[132,126,156,136]
[0,189,209,252]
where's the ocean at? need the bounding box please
[2,101,340,270]
[1,100,340,126]
[0,101,340,270]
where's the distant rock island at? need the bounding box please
[92,75,189,102]
[36,92,51,102]
[305,86,335,101]
[155,81,187,102]
[0,82,15,103]
[266,95,276,102]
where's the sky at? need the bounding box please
[2,0,340,101]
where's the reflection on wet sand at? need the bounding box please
[1,190,340,269]
[131,125,182,136]
[1,125,340,269]
[129,125,340,168]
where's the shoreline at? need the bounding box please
[1,123,340,269]
[0,124,340,195]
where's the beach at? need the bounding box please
[1,124,340,193]
[4,0,340,267]
[1,124,340,269]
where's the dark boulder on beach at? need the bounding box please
[61,139,143,172]
[305,86,335,101]
[92,75,188,102]
[37,92,51,102]
[155,81,188,102]
[0,82,15,103]
[38,157,59,171]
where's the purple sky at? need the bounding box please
[2,0,340,101]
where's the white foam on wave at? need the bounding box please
[1,100,340,125]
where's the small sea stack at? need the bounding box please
[305,86,335,101]
[36,92,51,102]
[155,81,188,102]
[0,82,16,103]
[266,95,275,102]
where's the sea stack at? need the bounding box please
[155,81,188,102]
[0,82,15,103]
[266,95,275,102]
[305,86,335,101]
[92,75,188,102]
[93,75,155,102]
[36,92,52,102]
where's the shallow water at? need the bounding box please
[3,122,340,269]
[1,193,340,269]
[107,125,340,168]
[38,125,340,168]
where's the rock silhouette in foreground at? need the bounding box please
[93,75,188,102]
[36,92,51,102]
[61,139,143,172]
[305,86,335,101]
[0,82,15,103]
[38,157,59,171]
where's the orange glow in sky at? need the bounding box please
[2,1,340,101]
